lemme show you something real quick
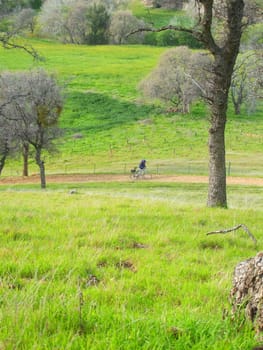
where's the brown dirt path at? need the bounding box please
[0,174,262,186]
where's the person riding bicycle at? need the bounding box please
[138,159,146,175]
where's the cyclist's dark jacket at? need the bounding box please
[139,160,146,169]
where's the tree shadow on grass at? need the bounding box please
[63,91,159,133]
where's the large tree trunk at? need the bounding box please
[35,147,46,189]
[205,0,244,207]
[207,115,227,207]
[207,58,228,207]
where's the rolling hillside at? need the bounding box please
[0,40,262,178]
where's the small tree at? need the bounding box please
[139,46,212,113]
[12,8,37,34]
[38,0,126,44]
[0,2,40,58]
[86,3,110,44]
[0,76,27,175]
[22,70,63,188]
[231,51,263,115]
[0,116,15,175]
[109,10,146,44]
[0,70,63,188]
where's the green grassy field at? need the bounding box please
[0,40,262,178]
[0,182,262,349]
[0,32,262,349]
[129,0,181,27]
[0,1,262,348]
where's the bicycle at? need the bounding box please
[130,167,152,180]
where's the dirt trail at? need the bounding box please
[0,174,262,186]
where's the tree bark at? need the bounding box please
[207,119,227,207]
[207,58,228,207]
[35,146,46,189]
[205,0,244,207]
[230,252,263,332]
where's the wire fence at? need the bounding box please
[4,159,262,178]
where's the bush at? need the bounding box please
[0,18,12,32]
[176,31,203,49]
[109,10,145,45]
[143,29,203,48]
[143,32,157,46]
[29,0,43,9]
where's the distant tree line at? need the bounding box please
[0,0,203,48]
[0,0,261,49]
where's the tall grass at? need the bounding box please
[0,183,262,349]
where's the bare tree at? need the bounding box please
[0,76,27,175]
[0,3,42,176]
[12,8,37,34]
[139,46,212,113]
[231,51,263,115]
[131,0,262,207]
[0,70,63,188]
[0,2,41,59]
[38,0,128,44]
[0,116,14,175]
[20,70,63,188]
[109,10,146,44]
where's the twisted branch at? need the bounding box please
[206,224,257,244]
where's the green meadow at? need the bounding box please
[0,182,262,349]
[0,40,262,177]
[0,35,262,349]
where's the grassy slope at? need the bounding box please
[129,0,180,27]
[0,40,262,177]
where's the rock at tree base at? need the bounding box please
[231,252,263,332]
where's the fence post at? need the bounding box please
[228,161,231,176]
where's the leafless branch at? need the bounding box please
[183,72,207,96]
[0,93,30,117]
[128,24,195,37]
[206,224,257,244]
[0,33,44,61]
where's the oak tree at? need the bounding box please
[0,70,63,188]
[134,0,259,207]
[139,46,212,113]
